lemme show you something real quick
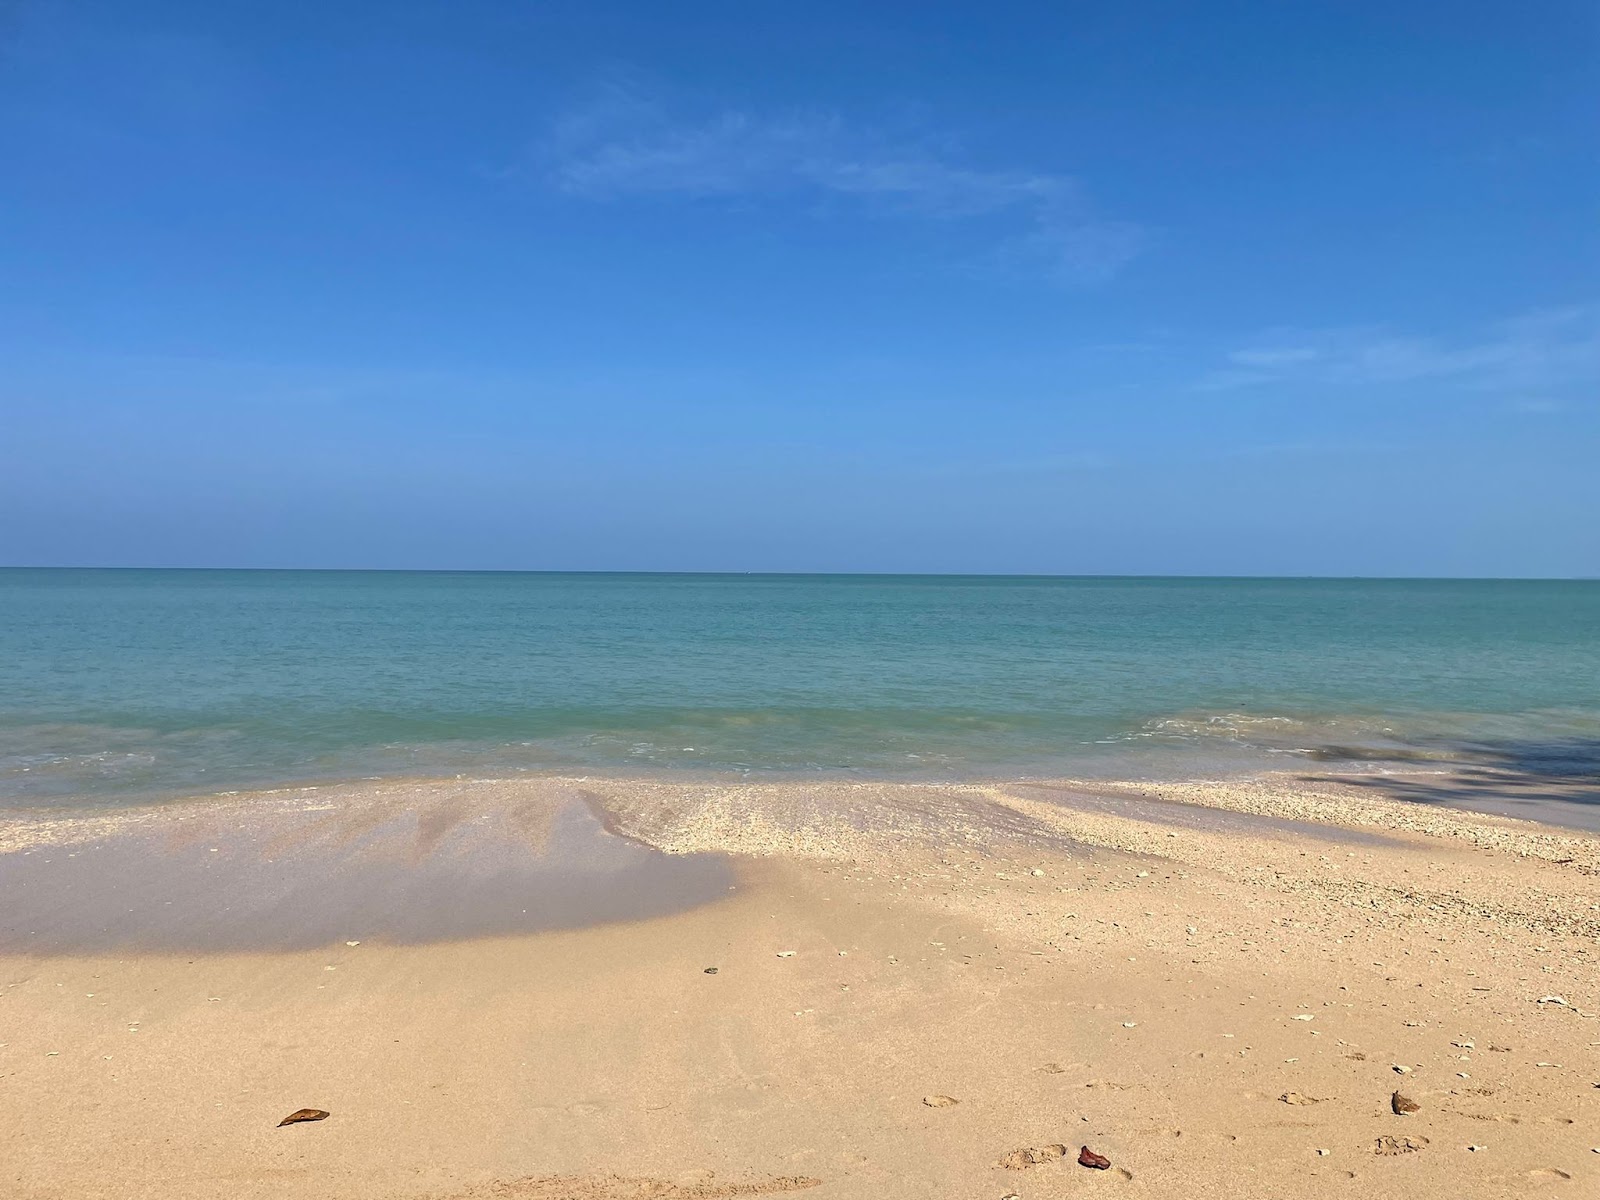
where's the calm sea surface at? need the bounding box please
[2,570,1597,809]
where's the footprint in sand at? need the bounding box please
[998,1144,1068,1169]
[1374,1135,1428,1156]
[1525,1168,1573,1185]
[452,1173,822,1197]
[1280,1092,1326,1106]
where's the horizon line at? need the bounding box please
[1,565,1595,583]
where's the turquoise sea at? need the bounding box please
[2,570,1597,810]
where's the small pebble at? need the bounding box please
[776,951,796,958]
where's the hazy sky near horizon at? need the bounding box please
[3,1,1597,575]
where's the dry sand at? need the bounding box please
[1,773,1597,1199]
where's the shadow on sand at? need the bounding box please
[1301,736,1600,834]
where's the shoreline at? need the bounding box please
[4,762,1596,860]
[3,771,1596,1197]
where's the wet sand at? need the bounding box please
[0,781,732,953]
[2,772,1597,1199]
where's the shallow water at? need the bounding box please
[0,790,734,953]
[2,570,1596,808]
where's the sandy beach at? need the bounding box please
[2,773,1596,1199]
[9,0,1597,1193]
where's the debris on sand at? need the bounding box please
[922,1095,959,1108]
[277,1108,329,1127]
[1537,995,1568,1005]
[1280,1092,1324,1106]
[998,1144,1068,1169]
[1375,1135,1428,1155]
[703,967,718,974]
[1078,1146,1112,1170]
[1391,1091,1420,1115]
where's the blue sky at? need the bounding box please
[3,0,1596,575]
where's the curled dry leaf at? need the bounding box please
[277,1108,330,1127]
[1078,1146,1112,1170]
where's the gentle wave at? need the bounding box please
[2,571,1597,807]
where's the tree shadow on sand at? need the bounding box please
[1298,736,1600,833]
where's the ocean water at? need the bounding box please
[1,569,1597,809]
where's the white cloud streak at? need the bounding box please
[542,88,1142,284]
[1201,307,1600,394]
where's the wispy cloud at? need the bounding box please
[1201,307,1600,394]
[1227,347,1321,368]
[1511,397,1564,414]
[542,86,1143,284]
